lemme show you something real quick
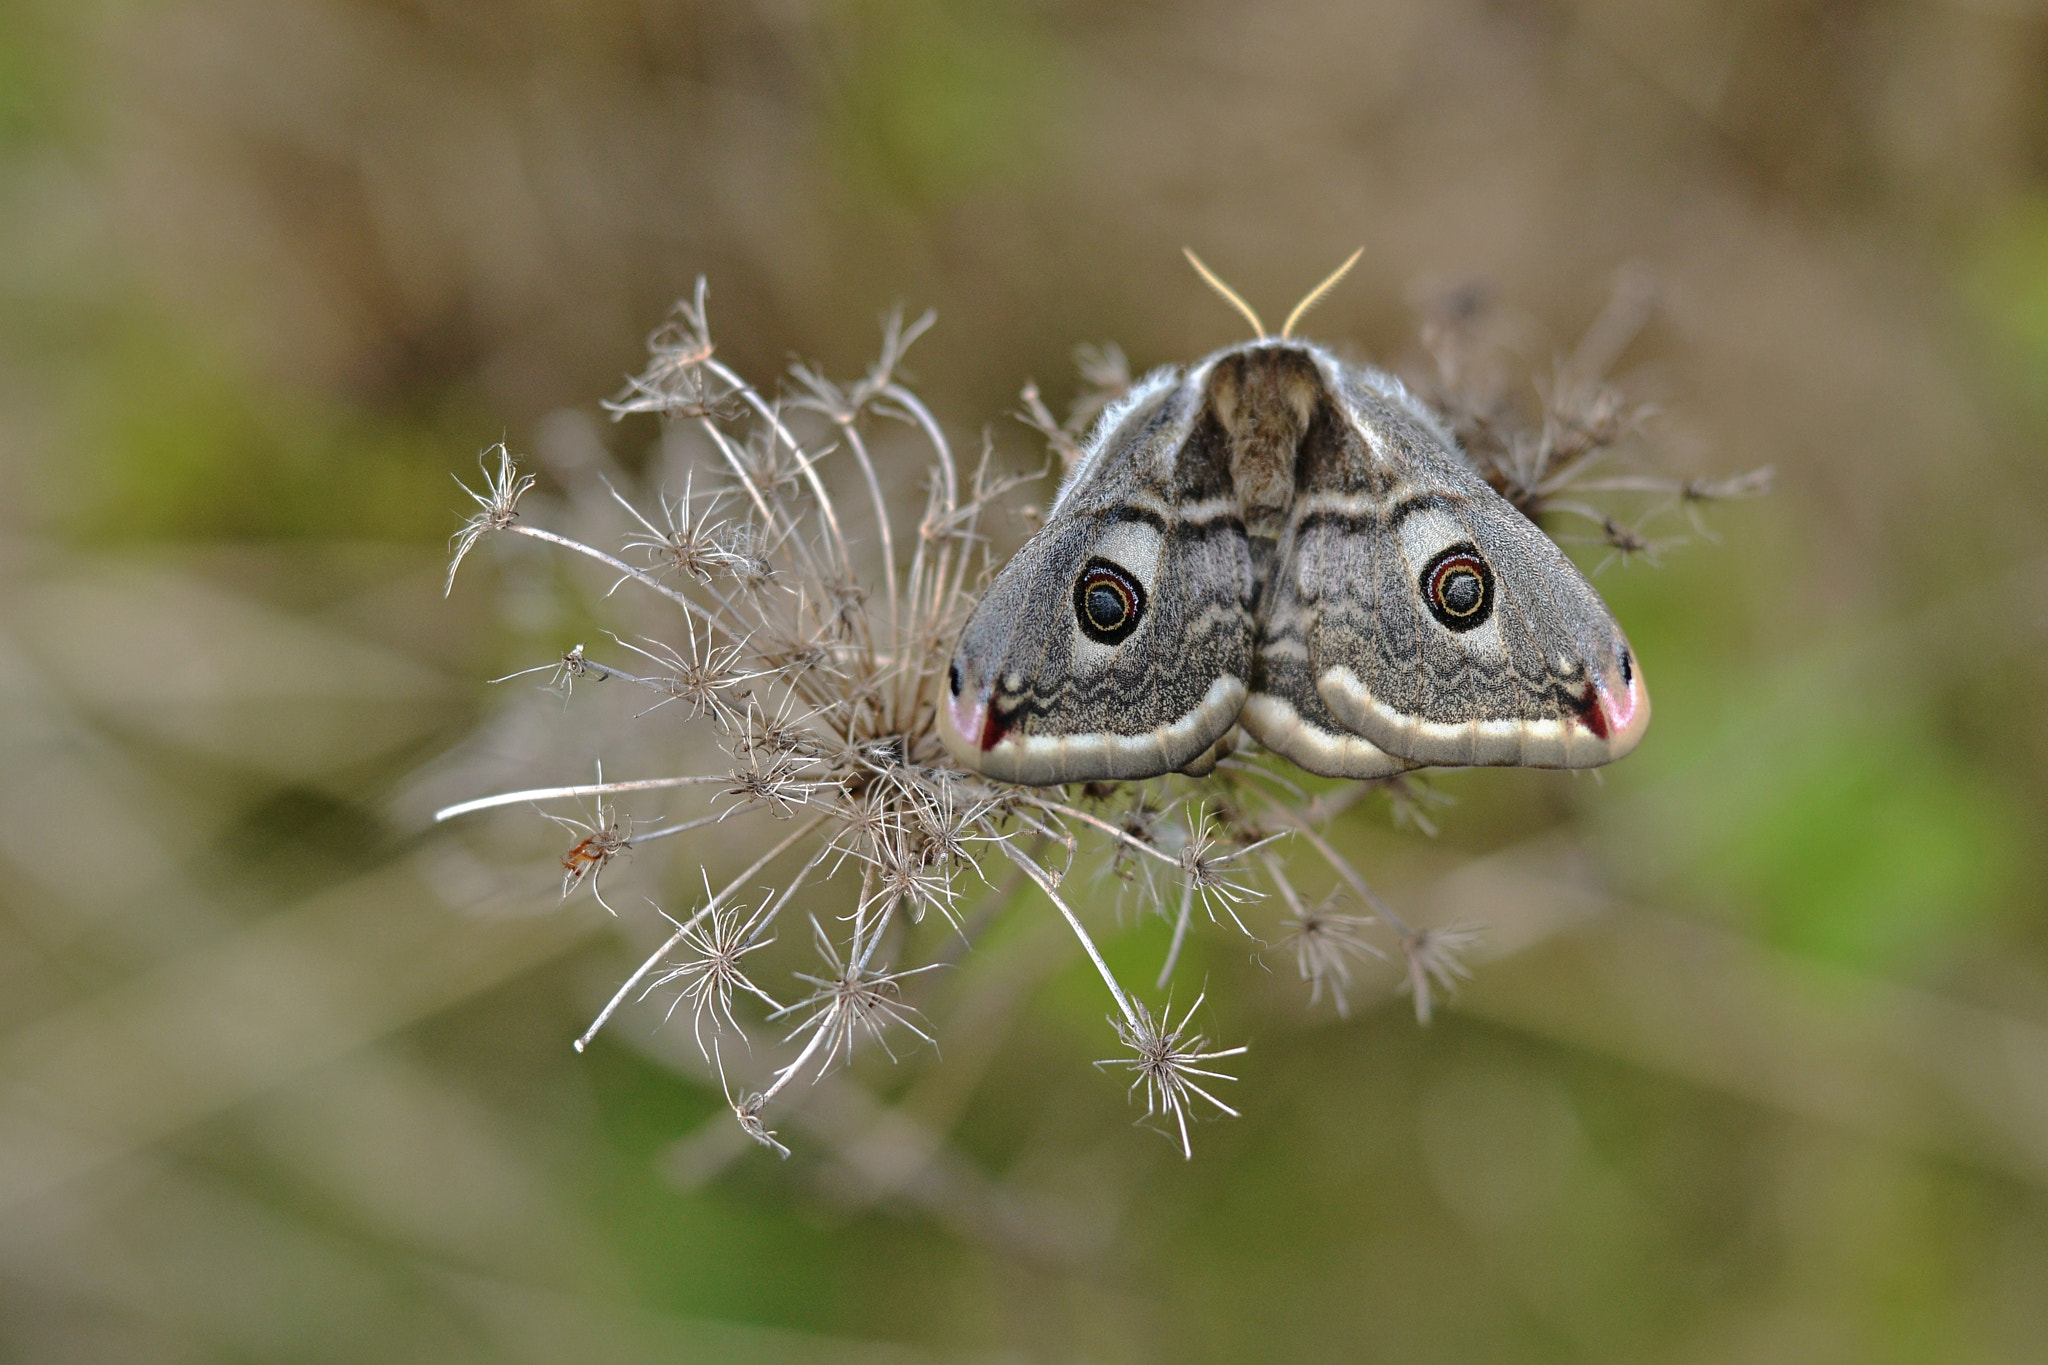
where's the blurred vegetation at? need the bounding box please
[3,1,2048,1361]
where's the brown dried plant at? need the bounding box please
[435,275,1757,1163]
[1413,266,1772,557]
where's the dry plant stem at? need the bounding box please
[1259,851,1311,920]
[757,1016,834,1108]
[689,417,837,602]
[703,358,852,573]
[881,383,960,508]
[1214,755,1313,808]
[1000,840,1142,1033]
[507,525,740,642]
[850,864,886,972]
[576,813,832,1051]
[1259,794,1413,936]
[632,812,731,844]
[434,775,728,822]
[697,422,787,543]
[1031,799,1184,872]
[1157,883,1197,990]
[835,420,899,645]
[1303,780,1371,823]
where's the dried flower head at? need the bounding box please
[488,641,611,703]
[1176,803,1276,935]
[1400,924,1482,1025]
[1097,994,1247,1160]
[1282,897,1387,1019]
[617,471,743,585]
[642,890,782,1060]
[541,787,633,909]
[1380,773,1454,838]
[603,277,739,421]
[771,916,940,1074]
[432,272,1756,1162]
[445,445,534,595]
[730,1091,790,1160]
[609,623,762,726]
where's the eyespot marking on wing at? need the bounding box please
[1073,557,1146,645]
[1421,543,1493,632]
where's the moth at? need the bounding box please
[938,255,1649,786]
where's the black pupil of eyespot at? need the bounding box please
[1086,581,1127,628]
[1073,557,1145,644]
[1420,546,1492,634]
[947,661,962,696]
[1440,568,1482,614]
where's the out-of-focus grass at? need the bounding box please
[1966,193,2048,410]
[1593,525,2030,973]
[826,0,1063,209]
[65,310,465,543]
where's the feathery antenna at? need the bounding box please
[1183,248,1267,339]
[1281,247,1364,339]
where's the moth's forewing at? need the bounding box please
[1298,359,1648,768]
[939,374,1254,784]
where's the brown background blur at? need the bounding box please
[5,2,2048,1361]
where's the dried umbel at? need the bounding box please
[437,276,1756,1160]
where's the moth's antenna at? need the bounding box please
[1183,248,1267,339]
[1280,247,1364,340]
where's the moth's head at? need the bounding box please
[1543,604,1651,765]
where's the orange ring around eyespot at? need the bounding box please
[1430,556,1485,617]
[1082,570,1134,631]
[1419,545,1494,634]
[1073,556,1147,645]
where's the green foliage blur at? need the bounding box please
[3,1,2047,1361]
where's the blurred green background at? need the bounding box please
[5,1,2048,1361]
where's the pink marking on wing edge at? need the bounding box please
[942,689,978,749]
[943,687,1011,755]
[1588,658,1651,757]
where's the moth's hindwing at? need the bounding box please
[938,376,1254,784]
[1237,391,1413,779]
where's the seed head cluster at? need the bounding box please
[436,275,1758,1160]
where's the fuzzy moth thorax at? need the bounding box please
[1205,348,1320,539]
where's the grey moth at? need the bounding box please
[939,282,1648,786]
